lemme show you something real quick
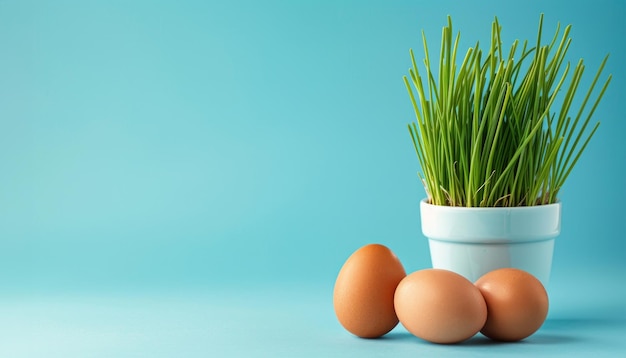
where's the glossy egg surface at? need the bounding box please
[394,269,487,344]
[333,244,406,338]
[475,268,549,341]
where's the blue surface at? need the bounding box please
[0,0,625,356]
[0,267,625,357]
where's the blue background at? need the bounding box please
[0,0,624,357]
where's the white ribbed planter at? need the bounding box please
[420,199,561,287]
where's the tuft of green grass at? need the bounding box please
[406,14,612,207]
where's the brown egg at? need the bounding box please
[333,244,406,338]
[475,268,549,341]
[394,269,487,344]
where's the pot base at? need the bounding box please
[428,238,555,286]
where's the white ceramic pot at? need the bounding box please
[420,199,561,287]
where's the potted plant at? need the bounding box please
[406,15,611,286]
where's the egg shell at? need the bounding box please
[475,268,549,342]
[394,269,487,344]
[333,244,406,338]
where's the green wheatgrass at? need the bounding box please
[406,15,612,207]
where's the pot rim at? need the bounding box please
[420,198,562,211]
[420,198,562,242]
